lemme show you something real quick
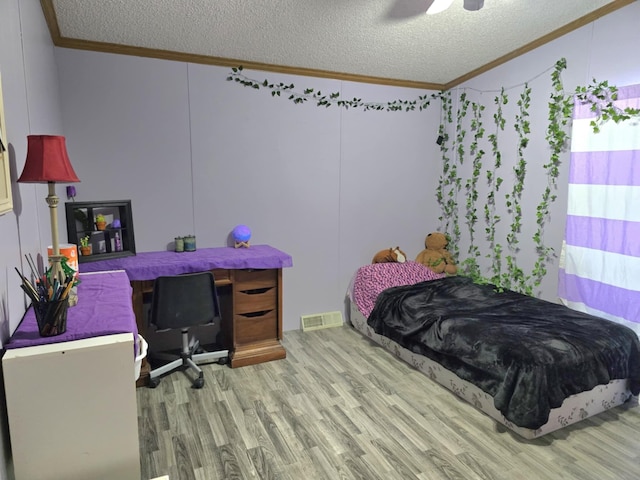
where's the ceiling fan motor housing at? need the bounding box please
[464,0,484,11]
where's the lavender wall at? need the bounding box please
[0,1,67,477]
[0,0,65,342]
[454,2,640,301]
[55,52,442,331]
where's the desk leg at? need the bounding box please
[131,281,151,387]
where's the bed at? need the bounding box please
[348,261,640,439]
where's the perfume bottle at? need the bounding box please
[114,231,122,252]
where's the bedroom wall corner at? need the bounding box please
[0,0,66,478]
[449,1,640,303]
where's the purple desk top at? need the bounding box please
[79,244,293,281]
[7,271,138,352]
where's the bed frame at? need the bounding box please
[349,301,634,439]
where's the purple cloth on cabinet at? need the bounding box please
[79,244,293,281]
[7,271,138,353]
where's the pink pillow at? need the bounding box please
[352,261,445,318]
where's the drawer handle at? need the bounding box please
[240,310,273,318]
[240,287,273,295]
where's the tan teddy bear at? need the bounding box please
[415,232,457,274]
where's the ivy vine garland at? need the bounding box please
[227,61,640,296]
[575,79,640,133]
[436,91,454,236]
[484,88,507,287]
[450,92,470,260]
[460,100,485,281]
[505,83,532,295]
[227,66,439,112]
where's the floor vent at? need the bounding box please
[301,311,343,332]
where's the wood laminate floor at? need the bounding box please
[137,326,640,480]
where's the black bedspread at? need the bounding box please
[367,276,640,429]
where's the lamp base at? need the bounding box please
[48,255,65,282]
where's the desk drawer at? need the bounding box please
[235,310,278,344]
[234,269,277,289]
[235,286,277,314]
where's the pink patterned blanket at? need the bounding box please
[351,261,444,318]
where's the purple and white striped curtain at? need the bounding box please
[558,83,640,336]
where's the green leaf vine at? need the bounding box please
[460,101,485,281]
[449,92,471,260]
[574,79,640,133]
[227,66,438,112]
[531,59,572,291]
[504,83,532,295]
[485,88,507,286]
[437,91,454,233]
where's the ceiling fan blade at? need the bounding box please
[427,0,455,15]
[386,0,483,19]
[464,0,484,11]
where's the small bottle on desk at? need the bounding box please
[175,237,184,252]
[114,232,122,252]
[184,235,196,252]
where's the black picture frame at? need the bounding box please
[65,200,136,263]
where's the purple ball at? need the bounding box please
[233,225,251,242]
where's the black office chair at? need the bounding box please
[147,272,229,389]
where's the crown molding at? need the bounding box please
[41,0,635,91]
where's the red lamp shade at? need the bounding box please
[18,135,80,183]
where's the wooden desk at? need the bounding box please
[80,245,293,378]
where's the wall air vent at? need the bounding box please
[300,311,343,332]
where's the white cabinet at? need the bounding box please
[3,333,140,480]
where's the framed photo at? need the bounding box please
[65,200,136,263]
[0,71,13,215]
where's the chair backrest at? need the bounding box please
[149,272,221,331]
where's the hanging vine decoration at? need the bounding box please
[530,59,571,290]
[503,83,532,295]
[461,101,485,280]
[436,91,454,232]
[448,92,471,260]
[484,88,507,286]
[227,66,439,112]
[574,79,640,133]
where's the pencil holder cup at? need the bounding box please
[34,298,69,337]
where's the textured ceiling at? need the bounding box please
[44,0,632,89]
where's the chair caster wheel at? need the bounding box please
[217,357,228,365]
[192,377,204,389]
[148,377,161,388]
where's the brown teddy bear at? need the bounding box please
[372,246,407,264]
[415,232,457,274]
